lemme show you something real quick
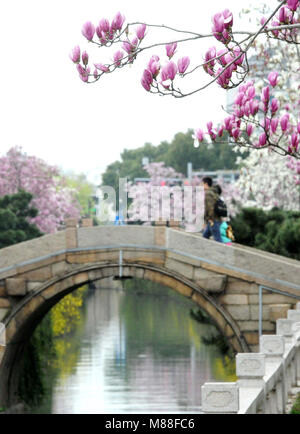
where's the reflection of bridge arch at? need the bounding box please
[0,224,300,406]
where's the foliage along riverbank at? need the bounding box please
[18,285,89,409]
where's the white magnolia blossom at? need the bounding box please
[231,149,300,212]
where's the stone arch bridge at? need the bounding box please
[0,221,300,406]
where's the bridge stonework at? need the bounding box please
[0,224,300,406]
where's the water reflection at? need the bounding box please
[31,286,236,414]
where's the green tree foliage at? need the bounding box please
[162,130,243,175]
[0,190,42,248]
[18,314,56,407]
[101,130,246,193]
[290,394,300,414]
[64,172,97,217]
[231,208,300,260]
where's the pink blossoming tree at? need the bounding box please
[0,147,81,233]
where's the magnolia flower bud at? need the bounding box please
[82,21,95,41]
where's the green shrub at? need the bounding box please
[290,393,300,414]
[231,208,300,260]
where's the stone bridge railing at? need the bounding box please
[201,303,300,414]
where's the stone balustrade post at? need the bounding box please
[288,309,300,324]
[65,218,78,229]
[276,319,294,346]
[292,322,300,386]
[65,218,78,250]
[155,220,167,227]
[201,383,239,414]
[81,218,93,228]
[260,335,285,414]
[236,353,266,413]
[288,309,300,386]
[236,353,266,388]
[168,220,181,229]
[276,319,295,407]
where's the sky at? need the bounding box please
[0,0,262,184]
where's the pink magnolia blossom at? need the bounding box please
[98,18,110,34]
[70,46,80,63]
[224,116,234,131]
[204,47,217,66]
[217,48,228,66]
[96,27,107,45]
[218,125,224,137]
[111,12,125,31]
[94,63,109,72]
[290,133,299,151]
[268,71,279,87]
[76,64,90,82]
[194,129,204,142]
[247,85,256,99]
[261,86,270,103]
[279,6,293,23]
[93,69,98,79]
[122,41,133,53]
[161,61,177,81]
[166,43,177,59]
[280,114,290,132]
[287,0,299,11]
[271,20,280,37]
[148,56,160,77]
[113,50,124,66]
[222,9,233,28]
[212,10,233,44]
[212,13,225,34]
[261,118,271,131]
[216,68,230,88]
[82,21,95,41]
[207,121,217,140]
[246,124,254,136]
[141,69,153,91]
[271,118,279,134]
[82,51,89,66]
[270,98,279,114]
[260,17,267,26]
[259,132,267,147]
[249,100,259,116]
[177,57,190,74]
[232,47,245,66]
[232,128,241,140]
[136,23,146,40]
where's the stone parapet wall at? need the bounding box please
[166,229,300,290]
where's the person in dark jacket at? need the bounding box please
[202,177,222,242]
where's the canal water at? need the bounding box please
[27,284,236,414]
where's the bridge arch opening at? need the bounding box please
[0,263,248,407]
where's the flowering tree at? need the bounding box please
[220,150,300,215]
[127,162,204,231]
[127,162,183,223]
[70,1,300,158]
[0,147,81,233]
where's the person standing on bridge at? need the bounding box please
[202,177,222,243]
